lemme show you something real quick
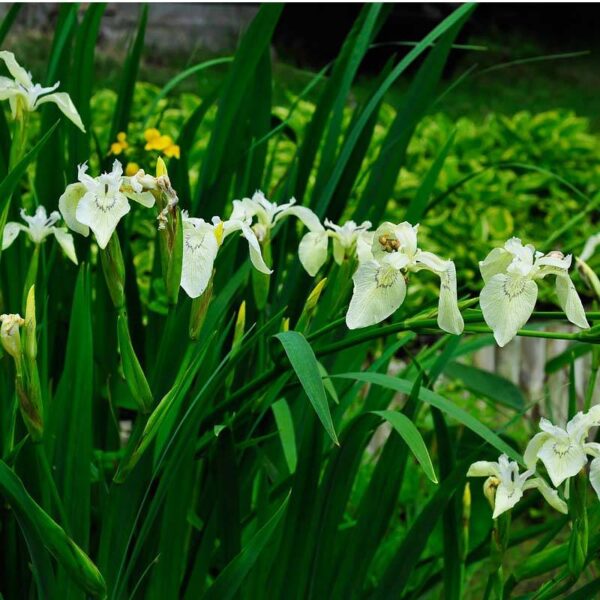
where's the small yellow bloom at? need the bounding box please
[145,134,173,152]
[144,128,161,143]
[110,131,129,155]
[125,162,140,177]
[163,143,180,159]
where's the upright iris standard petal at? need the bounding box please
[299,231,328,277]
[479,247,512,283]
[346,259,407,329]
[479,273,538,347]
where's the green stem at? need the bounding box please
[9,111,29,170]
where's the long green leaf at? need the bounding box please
[109,4,148,144]
[334,372,521,461]
[143,56,232,127]
[274,331,338,445]
[405,128,456,223]
[203,494,290,600]
[196,4,283,213]
[0,460,106,598]
[68,3,106,165]
[372,409,437,482]
[316,3,476,219]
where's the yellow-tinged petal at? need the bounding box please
[214,220,224,246]
[156,156,167,178]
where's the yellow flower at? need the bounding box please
[144,128,180,159]
[163,143,180,159]
[125,162,140,177]
[110,131,129,155]
[144,128,160,143]
[145,134,172,151]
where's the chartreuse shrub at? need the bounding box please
[2,4,600,599]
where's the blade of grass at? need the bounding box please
[109,3,148,145]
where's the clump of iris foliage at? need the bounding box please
[2,4,600,599]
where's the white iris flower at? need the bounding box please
[524,407,600,488]
[181,212,271,299]
[0,51,84,131]
[345,221,463,333]
[230,191,321,245]
[298,218,372,277]
[468,454,567,518]
[58,160,155,249]
[479,238,589,347]
[3,205,77,264]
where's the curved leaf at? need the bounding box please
[275,331,338,445]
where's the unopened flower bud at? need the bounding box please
[0,313,24,361]
[483,476,499,513]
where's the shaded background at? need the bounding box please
[1,3,599,128]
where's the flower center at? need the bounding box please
[552,441,573,458]
[378,234,400,253]
[502,276,527,299]
[376,264,399,288]
[94,188,118,213]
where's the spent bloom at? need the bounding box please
[181,212,271,299]
[345,221,463,333]
[524,406,600,488]
[0,51,84,131]
[468,454,567,519]
[3,205,77,264]
[58,160,155,249]
[298,218,372,277]
[230,191,321,245]
[479,238,589,347]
